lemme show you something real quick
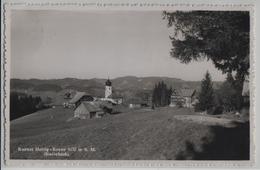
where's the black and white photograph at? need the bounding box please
[1,1,256,168]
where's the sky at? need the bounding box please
[11,10,226,81]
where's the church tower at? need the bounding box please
[105,78,112,98]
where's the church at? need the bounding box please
[101,78,123,104]
[105,79,112,98]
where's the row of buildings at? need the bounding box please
[63,79,116,119]
[63,78,198,119]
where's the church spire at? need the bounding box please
[105,78,112,86]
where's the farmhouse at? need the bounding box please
[170,88,196,108]
[169,89,184,107]
[111,93,123,104]
[128,98,148,108]
[96,100,113,113]
[69,92,94,108]
[71,79,120,119]
[74,101,104,119]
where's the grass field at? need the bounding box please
[10,106,249,160]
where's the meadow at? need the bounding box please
[10,106,249,160]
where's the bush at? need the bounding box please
[216,73,243,112]
[176,100,184,108]
[207,106,224,115]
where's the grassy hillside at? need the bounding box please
[10,106,249,160]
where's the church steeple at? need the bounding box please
[105,78,112,86]
[105,78,112,98]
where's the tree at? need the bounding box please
[197,71,214,111]
[152,81,172,107]
[216,73,240,111]
[163,11,249,95]
[10,92,43,120]
[135,90,150,103]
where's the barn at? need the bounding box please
[74,101,104,119]
[69,92,94,108]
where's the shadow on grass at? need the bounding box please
[176,121,250,160]
[110,111,122,115]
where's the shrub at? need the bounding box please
[197,71,214,111]
[207,106,224,115]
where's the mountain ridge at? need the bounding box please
[11,76,223,91]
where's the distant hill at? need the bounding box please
[112,76,185,90]
[10,76,223,105]
[11,79,35,90]
[11,76,201,90]
[33,84,63,92]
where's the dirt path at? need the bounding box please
[173,115,244,128]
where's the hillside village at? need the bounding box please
[10,75,250,121]
[9,76,250,160]
[60,78,199,120]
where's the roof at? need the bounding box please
[171,89,182,96]
[171,88,196,97]
[111,93,123,98]
[180,89,196,97]
[81,101,103,112]
[96,101,113,109]
[127,98,144,104]
[69,92,89,104]
[105,79,112,86]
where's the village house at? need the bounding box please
[68,92,94,108]
[170,88,196,108]
[111,93,123,104]
[169,89,185,107]
[74,101,104,119]
[71,78,123,119]
[128,98,148,108]
[181,88,197,108]
[74,100,113,119]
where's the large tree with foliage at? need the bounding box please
[216,73,240,111]
[197,71,214,111]
[163,11,249,95]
